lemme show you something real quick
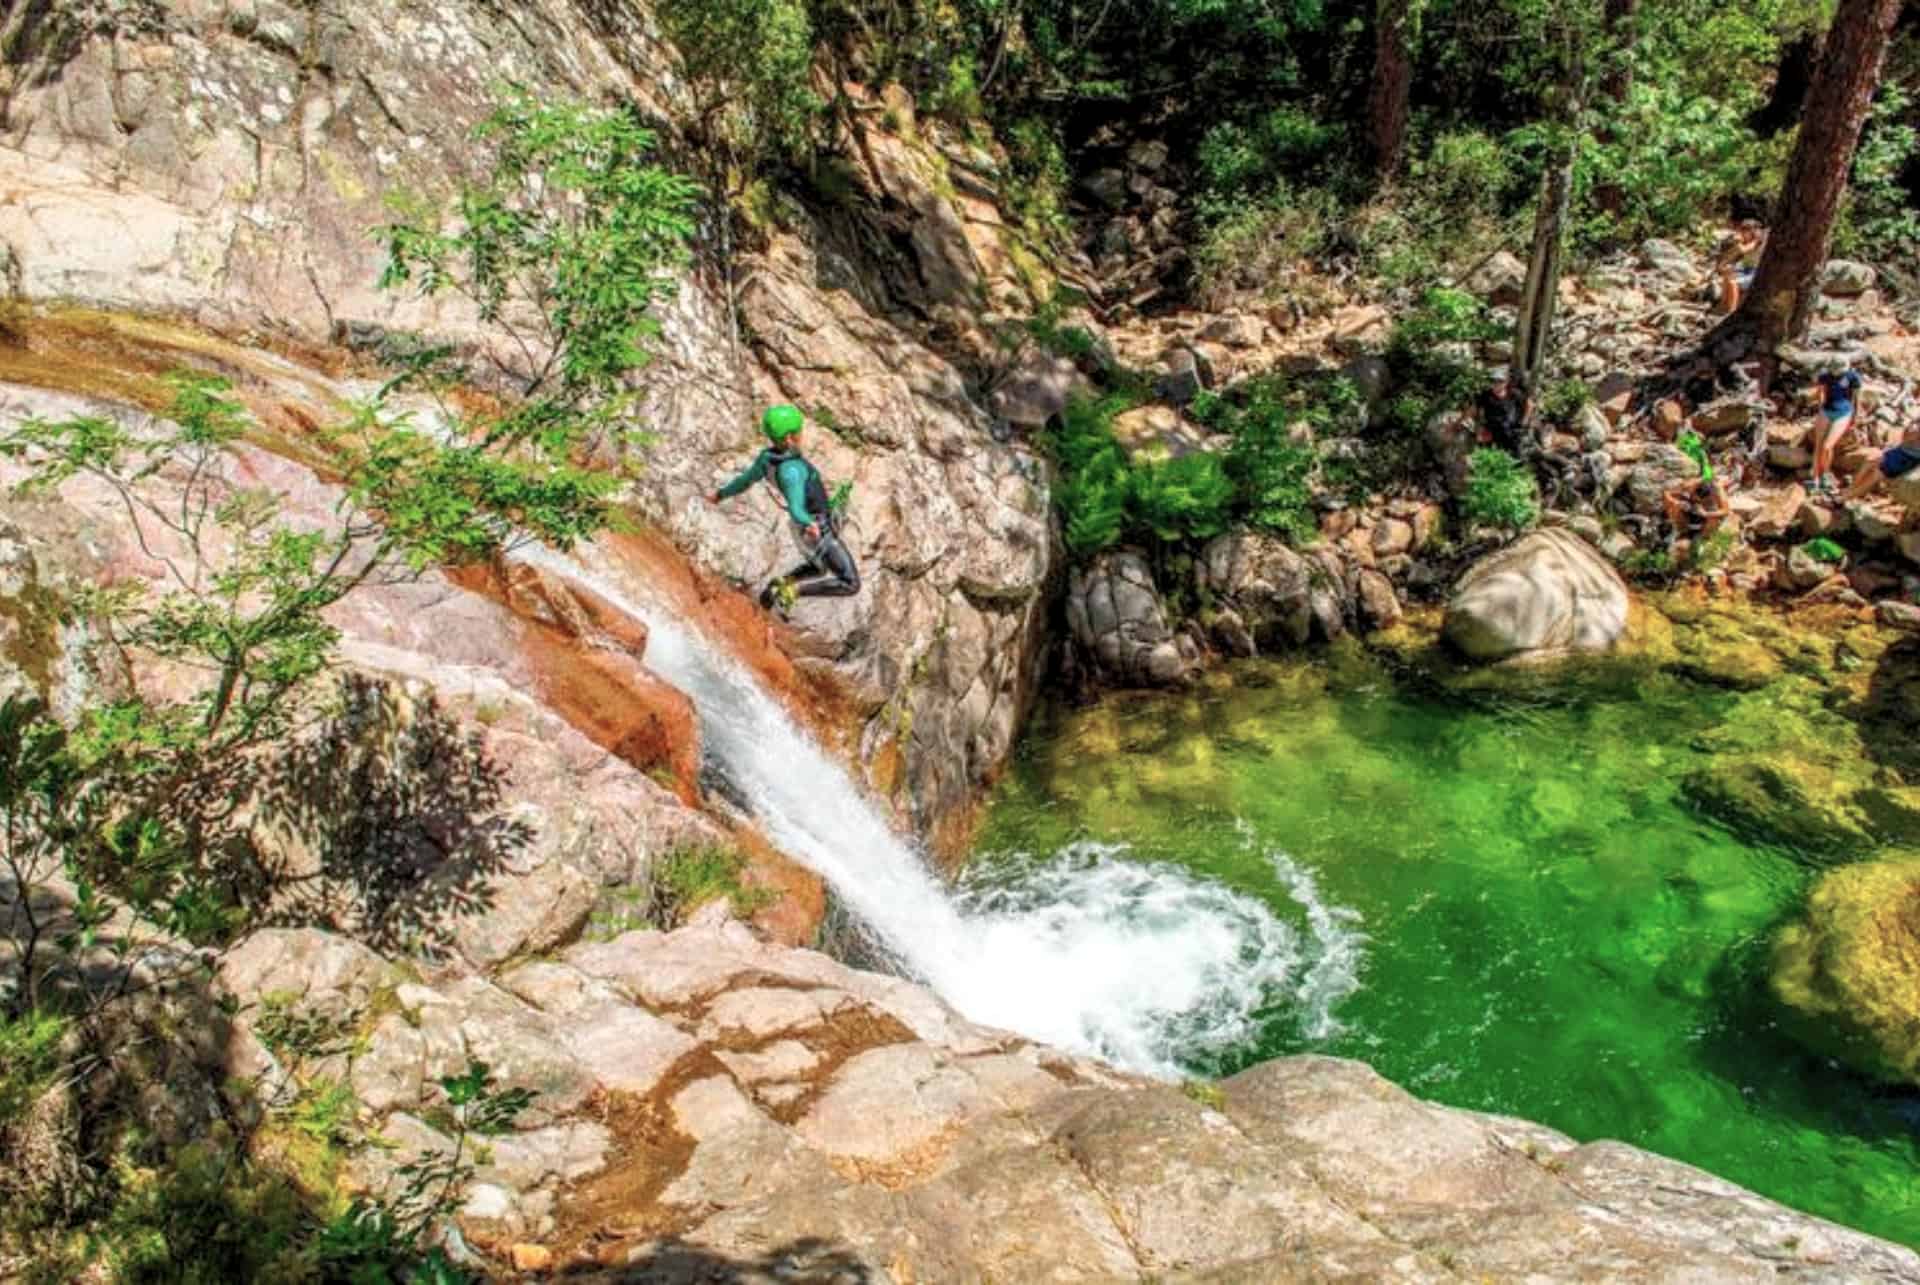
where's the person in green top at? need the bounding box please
[709,404,862,609]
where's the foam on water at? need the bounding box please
[518,546,1365,1077]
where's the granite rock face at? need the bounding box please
[212,917,1920,1281]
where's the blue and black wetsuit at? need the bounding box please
[716,447,861,600]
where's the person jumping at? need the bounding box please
[710,404,861,610]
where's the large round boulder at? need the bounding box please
[1771,857,1920,1085]
[1443,529,1630,662]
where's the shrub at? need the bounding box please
[1197,106,1343,202]
[1049,394,1136,557]
[646,844,779,927]
[1463,449,1539,531]
[1130,452,1234,545]
[1540,378,1593,424]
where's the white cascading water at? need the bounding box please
[518,546,1366,1078]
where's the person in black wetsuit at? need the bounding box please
[709,405,862,609]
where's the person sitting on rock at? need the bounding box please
[1664,475,1731,547]
[1808,363,1865,495]
[709,405,862,610]
[1664,431,1730,547]
[1844,421,1920,502]
[1713,220,1767,314]
[1475,368,1533,456]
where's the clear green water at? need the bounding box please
[975,647,1920,1248]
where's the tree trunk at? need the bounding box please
[1515,134,1579,387]
[1750,31,1824,138]
[1737,0,1904,352]
[1367,0,1416,181]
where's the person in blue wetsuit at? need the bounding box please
[709,405,861,609]
[1808,364,1864,494]
[1845,422,1920,502]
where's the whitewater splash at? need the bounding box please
[517,546,1365,1077]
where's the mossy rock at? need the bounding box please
[1683,751,1887,858]
[1771,856,1920,1085]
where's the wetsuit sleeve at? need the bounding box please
[716,450,769,500]
[776,459,814,524]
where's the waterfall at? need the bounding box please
[517,546,1363,1078]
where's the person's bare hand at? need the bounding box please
[804,522,821,542]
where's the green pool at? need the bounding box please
[973,644,1920,1248]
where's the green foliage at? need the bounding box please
[1212,375,1351,544]
[1384,288,1503,435]
[1571,78,1773,246]
[0,1010,65,1127]
[1540,378,1594,424]
[1621,547,1676,581]
[1002,116,1074,244]
[1130,452,1235,544]
[1197,106,1344,207]
[1837,83,1920,272]
[646,843,780,927]
[1050,394,1136,556]
[1693,527,1737,572]
[377,88,699,458]
[655,0,818,166]
[1464,448,1540,530]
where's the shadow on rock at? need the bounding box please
[559,1236,879,1283]
[239,673,529,960]
[1850,636,1920,780]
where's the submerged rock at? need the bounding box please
[1443,529,1630,662]
[1772,857,1920,1085]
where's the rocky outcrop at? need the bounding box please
[1065,552,1199,687]
[210,916,1920,1281]
[1772,857,1920,1086]
[0,0,1054,849]
[1198,531,1355,656]
[1444,529,1630,662]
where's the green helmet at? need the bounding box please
[762,404,804,441]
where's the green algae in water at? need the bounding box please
[975,653,1920,1248]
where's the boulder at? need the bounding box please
[1772,858,1920,1084]
[1466,250,1528,306]
[1575,403,1611,451]
[1065,553,1196,688]
[1743,484,1806,540]
[1443,529,1631,662]
[1339,355,1393,426]
[1778,544,1841,592]
[1198,314,1265,349]
[1622,444,1700,516]
[1356,569,1403,631]
[1127,140,1170,173]
[1155,348,1204,405]
[1879,601,1920,633]
[1197,532,1354,652]
[1371,518,1415,559]
[1823,259,1878,297]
